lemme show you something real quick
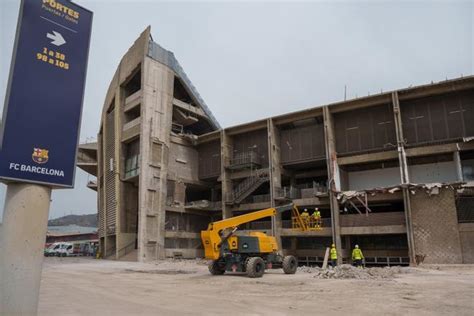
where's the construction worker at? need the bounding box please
[330,243,338,267]
[352,244,364,268]
[300,209,310,228]
[312,208,321,229]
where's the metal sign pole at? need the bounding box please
[0,183,52,314]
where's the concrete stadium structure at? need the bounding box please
[78,27,474,265]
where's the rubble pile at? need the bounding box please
[124,268,195,275]
[298,264,409,280]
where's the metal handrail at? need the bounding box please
[230,151,260,167]
[233,169,269,203]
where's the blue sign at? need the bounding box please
[0,0,93,187]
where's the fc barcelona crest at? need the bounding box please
[32,148,49,164]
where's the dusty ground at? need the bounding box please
[38,257,474,316]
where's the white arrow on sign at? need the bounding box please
[46,31,66,47]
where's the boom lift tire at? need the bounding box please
[282,255,298,274]
[209,260,225,275]
[246,257,265,278]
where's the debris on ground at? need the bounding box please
[39,258,474,315]
[124,269,195,275]
[298,264,411,280]
[122,259,208,274]
[154,258,209,266]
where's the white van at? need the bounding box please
[44,243,62,256]
[56,243,74,257]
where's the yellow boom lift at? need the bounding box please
[201,204,303,278]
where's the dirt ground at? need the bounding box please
[38,257,474,316]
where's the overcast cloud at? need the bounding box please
[1,0,473,220]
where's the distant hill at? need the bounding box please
[48,214,97,227]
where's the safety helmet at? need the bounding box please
[304,208,307,212]
[355,244,359,249]
[315,207,318,211]
[331,244,335,248]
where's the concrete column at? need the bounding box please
[101,109,109,257]
[138,57,174,261]
[454,150,463,181]
[344,235,351,261]
[322,106,342,263]
[221,130,233,219]
[0,183,52,315]
[97,131,106,255]
[392,91,416,265]
[267,118,283,245]
[114,89,123,259]
[290,237,297,253]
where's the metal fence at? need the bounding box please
[230,151,261,168]
[456,195,474,223]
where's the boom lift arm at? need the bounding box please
[202,204,294,260]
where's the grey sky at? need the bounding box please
[0,0,473,220]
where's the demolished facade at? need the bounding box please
[78,27,474,265]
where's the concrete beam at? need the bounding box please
[338,150,398,166]
[293,197,330,207]
[329,93,392,114]
[293,169,327,179]
[124,90,141,112]
[76,162,98,177]
[165,205,214,216]
[196,130,221,145]
[86,180,98,191]
[405,142,474,157]
[363,191,403,203]
[340,225,407,235]
[272,109,324,126]
[280,228,332,237]
[78,142,98,151]
[172,98,207,118]
[231,201,272,212]
[77,145,98,176]
[459,223,474,232]
[398,77,474,101]
[169,134,194,146]
[225,119,268,135]
[121,122,140,142]
[164,231,201,239]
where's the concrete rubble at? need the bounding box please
[122,258,208,275]
[298,264,411,280]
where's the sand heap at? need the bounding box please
[298,264,410,280]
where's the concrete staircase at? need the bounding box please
[232,169,269,204]
[118,249,138,262]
